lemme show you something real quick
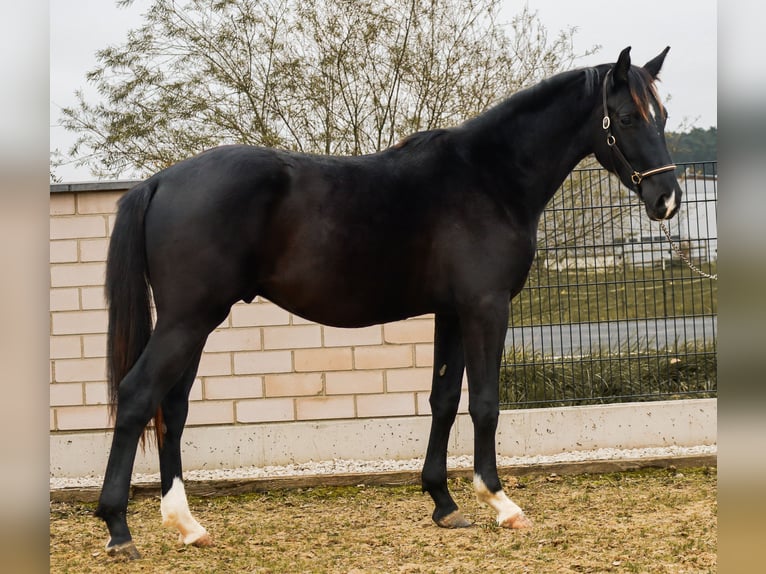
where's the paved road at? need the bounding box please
[504,316,717,356]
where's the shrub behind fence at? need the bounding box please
[501,161,718,408]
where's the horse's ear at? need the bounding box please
[644,46,671,79]
[613,46,632,85]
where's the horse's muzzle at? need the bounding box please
[644,183,682,221]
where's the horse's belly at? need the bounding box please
[258,266,430,329]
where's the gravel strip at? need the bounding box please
[50,444,715,490]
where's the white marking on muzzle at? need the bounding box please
[663,191,677,219]
[161,477,209,545]
[473,474,523,525]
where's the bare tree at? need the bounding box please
[57,0,595,179]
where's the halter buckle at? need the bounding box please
[602,116,610,130]
[631,172,643,185]
[606,135,616,147]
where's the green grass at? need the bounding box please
[510,261,718,326]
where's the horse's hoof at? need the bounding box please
[435,510,472,528]
[191,532,214,547]
[105,541,141,560]
[499,512,533,530]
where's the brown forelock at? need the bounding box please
[628,67,666,123]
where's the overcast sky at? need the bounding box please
[50,0,717,182]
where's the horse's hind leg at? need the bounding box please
[158,345,213,547]
[155,346,211,546]
[95,320,217,558]
[421,313,471,528]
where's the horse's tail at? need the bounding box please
[105,179,162,449]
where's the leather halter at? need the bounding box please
[602,69,676,187]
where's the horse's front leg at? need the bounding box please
[421,312,470,528]
[460,297,533,529]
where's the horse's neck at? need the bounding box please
[463,77,598,217]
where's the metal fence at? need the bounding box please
[500,161,717,408]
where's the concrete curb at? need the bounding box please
[50,453,716,503]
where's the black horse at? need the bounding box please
[96,47,680,558]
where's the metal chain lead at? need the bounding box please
[659,221,718,280]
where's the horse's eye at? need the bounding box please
[619,115,632,126]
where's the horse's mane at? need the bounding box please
[459,66,603,134]
[388,63,663,153]
[461,62,663,134]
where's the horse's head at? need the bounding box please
[592,47,682,221]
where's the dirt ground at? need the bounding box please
[50,467,716,573]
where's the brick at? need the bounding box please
[353,345,412,370]
[236,398,294,423]
[415,344,435,367]
[264,372,323,397]
[386,367,432,392]
[50,262,106,288]
[50,383,83,406]
[290,314,315,325]
[77,191,123,214]
[323,325,383,347]
[384,318,434,344]
[263,325,322,350]
[231,303,290,327]
[294,348,353,372]
[296,396,355,421]
[457,390,469,412]
[50,216,107,239]
[84,382,108,405]
[325,371,384,395]
[186,401,234,426]
[51,310,108,335]
[234,350,292,375]
[50,193,75,215]
[356,393,416,418]
[50,288,80,311]
[79,237,109,262]
[56,405,110,430]
[197,352,232,377]
[415,392,429,416]
[82,334,107,358]
[205,327,262,353]
[50,335,82,359]
[50,240,78,263]
[51,310,109,335]
[189,378,203,401]
[80,286,107,310]
[204,375,263,400]
[54,357,106,382]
